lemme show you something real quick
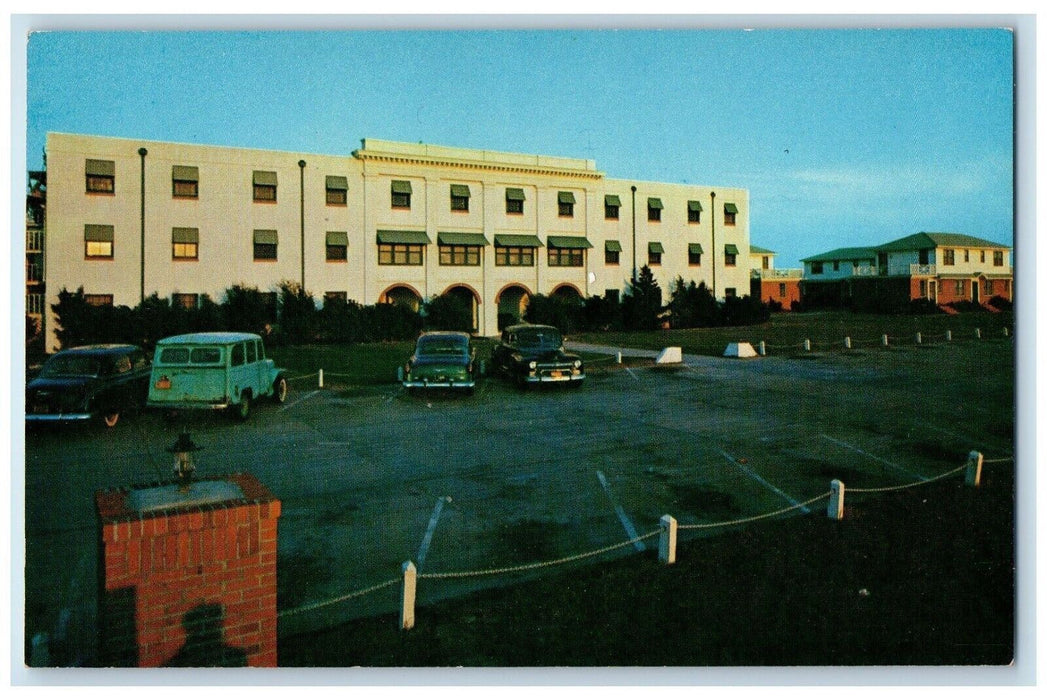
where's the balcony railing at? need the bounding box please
[26,263,43,282]
[753,268,802,279]
[910,264,937,276]
[851,266,879,277]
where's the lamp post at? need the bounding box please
[167,432,202,491]
[298,159,306,290]
[710,191,717,300]
[630,185,637,282]
[138,147,148,303]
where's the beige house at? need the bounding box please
[43,133,751,348]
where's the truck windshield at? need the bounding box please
[515,328,562,350]
[159,347,223,365]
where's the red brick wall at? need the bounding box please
[759,279,802,310]
[96,473,280,667]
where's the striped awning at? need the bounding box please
[647,198,663,210]
[505,187,526,201]
[326,231,349,246]
[494,234,543,248]
[688,243,704,254]
[724,203,739,214]
[605,240,623,252]
[547,236,593,249]
[172,227,199,243]
[86,159,114,176]
[724,244,740,255]
[605,194,622,207]
[391,180,413,194]
[687,200,703,212]
[253,170,277,186]
[172,165,199,181]
[253,229,278,245]
[84,224,114,242]
[557,191,576,205]
[438,232,488,246]
[326,175,348,190]
[648,242,665,254]
[450,184,471,198]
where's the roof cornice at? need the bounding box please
[353,149,605,181]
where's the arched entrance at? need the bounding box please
[380,285,422,312]
[496,284,531,330]
[551,284,584,306]
[441,285,481,333]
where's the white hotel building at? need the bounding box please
[43,133,751,349]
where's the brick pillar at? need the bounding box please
[96,473,280,667]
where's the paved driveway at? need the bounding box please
[22,338,1014,664]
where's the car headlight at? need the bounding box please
[528,360,537,370]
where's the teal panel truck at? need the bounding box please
[147,332,287,420]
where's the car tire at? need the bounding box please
[233,393,251,421]
[273,376,288,404]
[102,411,120,428]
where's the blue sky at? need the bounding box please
[25,28,1014,267]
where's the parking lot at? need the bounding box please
[23,338,1014,663]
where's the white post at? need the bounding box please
[828,480,845,520]
[1003,327,1010,337]
[658,515,677,565]
[400,561,417,630]
[758,341,766,356]
[976,328,982,339]
[803,339,811,352]
[965,451,984,487]
[319,368,324,388]
[616,352,622,364]
[882,334,889,347]
[946,330,952,341]
[844,336,852,350]
[916,332,922,345]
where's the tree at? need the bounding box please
[621,266,662,331]
[422,293,473,332]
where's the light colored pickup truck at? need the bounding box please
[147,332,287,420]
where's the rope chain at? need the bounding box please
[277,578,400,618]
[678,492,831,530]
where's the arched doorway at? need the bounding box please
[497,285,531,330]
[441,285,481,333]
[380,285,422,312]
[551,284,584,306]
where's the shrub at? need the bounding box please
[908,298,943,315]
[988,295,1013,311]
[423,293,474,332]
[276,282,319,345]
[580,294,623,332]
[362,303,422,341]
[224,285,277,335]
[718,294,771,327]
[947,301,987,313]
[525,294,584,334]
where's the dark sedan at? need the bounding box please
[398,331,478,395]
[26,344,151,427]
[492,324,585,388]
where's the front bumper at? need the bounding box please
[146,400,231,411]
[25,411,93,422]
[523,368,585,383]
[402,378,476,390]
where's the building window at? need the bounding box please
[724,244,739,267]
[647,198,663,222]
[450,184,470,212]
[811,261,824,274]
[779,283,787,297]
[172,227,199,260]
[548,247,585,267]
[324,291,348,306]
[687,200,702,224]
[919,249,930,265]
[27,293,44,316]
[993,250,1004,266]
[919,280,927,297]
[605,241,621,266]
[253,171,277,202]
[326,176,348,206]
[833,261,840,271]
[326,231,348,262]
[557,191,575,217]
[391,180,412,209]
[84,294,114,307]
[688,244,703,266]
[506,188,525,214]
[964,249,970,263]
[253,229,278,261]
[172,293,199,310]
[85,159,115,194]
[495,246,535,267]
[723,203,738,226]
[172,165,199,198]
[943,249,955,265]
[985,280,995,295]
[378,244,424,266]
[981,250,986,263]
[439,245,482,266]
[84,224,114,259]
[605,194,621,220]
[648,242,664,266]
[725,287,737,298]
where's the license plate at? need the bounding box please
[549,371,563,378]
[155,377,171,390]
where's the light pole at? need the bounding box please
[630,185,637,282]
[298,160,306,290]
[138,147,147,303]
[710,191,717,300]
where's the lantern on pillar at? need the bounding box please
[166,432,203,490]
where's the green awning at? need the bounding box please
[438,232,488,246]
[648,242,665,254]
[547,236,593,249]
[253,170,277,186]
[253,229,278,245]
[84,224,114,242]
[505,187,526,201]
[326,231,349,246]
[647,198,663,210]
[688,243,704,254]
[494,234,543,248]
[391,180,413,195]
[687,200,703,212]
[605,240,623,252]
[605,194,622,207]
[326,175,348,190]
[377,230,430,245]
[450,184,471,198]
[557,191,576,205]
[724,203,739,214]
[86,159,114,176]
[724,244,740,255]
[172,227,199,244]
[172,165,199,182]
